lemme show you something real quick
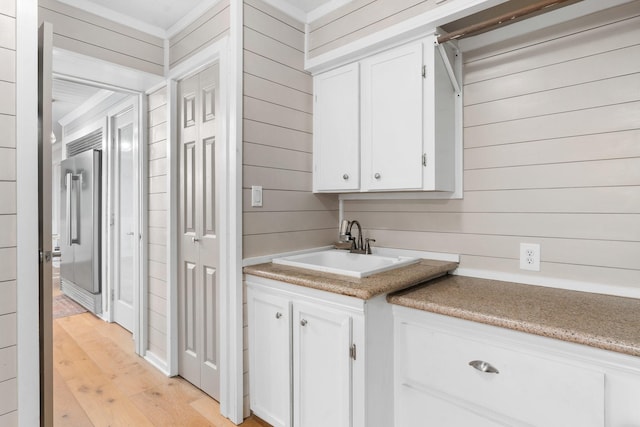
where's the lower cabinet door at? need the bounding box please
[293,301,352,427]
[247,288,291,427]
[396,383,508,427]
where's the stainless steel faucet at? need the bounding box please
[347,220,364,253]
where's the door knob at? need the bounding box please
[192,237,200,243]
[275,312,282,319]
[300,319,308,326]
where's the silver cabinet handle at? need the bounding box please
[126,232,135,236]
[192,236,200,243]
[374,173,381,179]
[469,360,499,374]
[342,173,349,180]
[275,312,282,319]
[300,319,308,326]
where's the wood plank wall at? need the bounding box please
[38,0,164,75]
[242,0,338,260]
[147,87,169,361]
[0,0,17,424]
[345,1,640,289]
[169,0,230,69]
[307,0,444,59]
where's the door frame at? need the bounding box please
[165,35,244,422]
[107,100,141,336]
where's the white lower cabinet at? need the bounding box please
[247,275,393,427]
[394,306,640,427]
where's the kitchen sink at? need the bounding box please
[272,250,420,278]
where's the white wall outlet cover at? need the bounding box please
[520,243,540,271]
[251,185,263,207]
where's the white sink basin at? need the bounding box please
[272,250,420,278]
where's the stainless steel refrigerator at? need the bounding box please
[60,149,102,314]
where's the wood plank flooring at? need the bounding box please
[53,311,269,426]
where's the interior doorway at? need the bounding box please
[51,77,143,337]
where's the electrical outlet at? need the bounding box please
[519,243,540,271]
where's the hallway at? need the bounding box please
[52,278,268,426]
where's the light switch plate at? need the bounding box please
[251,185,263,207]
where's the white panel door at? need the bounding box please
[293,301,352,427]
[313,63,360,192]
[361,43,424,191]
[178,63,221,400]
[247,288,291,427]
[112,107,136,332]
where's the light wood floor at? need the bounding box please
[53,308,268,426]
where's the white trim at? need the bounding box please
[54,0,166,39]
[144,351,171,376]
[166,0,224,39]
[137,93,149,357]
[166,79,179,375]
[225,0,244,420]
[17,1,40,426]
[454,268,640,300]
[53,48,164,93]
[165,34,244,423]
[260,0,307,23]
[304,0,507,74]
[306,0,355,23]
[242,246,335,267]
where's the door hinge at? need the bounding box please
[350,343,357,361]
[110,289,115,301]
[422,153,427,167]
[422,65,426,78]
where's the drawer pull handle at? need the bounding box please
[469,360,499,374]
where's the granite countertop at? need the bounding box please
[243,259,458,300]
[388,275,640,357]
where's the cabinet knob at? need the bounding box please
[374,173,381,180]
[300,319,308,327]
[469,360,499,374]
[342,173,349,180]
[275,312,282,319]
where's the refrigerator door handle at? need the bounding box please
[66,172,81,245]
[65,172,73,245]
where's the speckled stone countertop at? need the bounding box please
[243,259,458,300]
[388,275,640,357]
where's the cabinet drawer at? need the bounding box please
[396,321,605,426]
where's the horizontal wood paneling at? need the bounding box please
[0,346,16,383]
[0,0,15,17]
[0,378,16,416]
[243,229,337,259]
[243,119,312,153]
[39,0,163,75]
[244,142,312,171]
[0,182,15,214]
[0,48,14,83]
[0,248,16,282]
[146,87,167,362]
[243,0,338,262]
[169,0,230,68]
[243,189,338,212]
[0,115,14,149]
[0,147,15,181]
[0,216,16,247]
[0,281,15,315]
[0,313,16,348]
[307,0,440,58]
[0,81,14,115]
[345,4,640,288]
[0,13,15,50]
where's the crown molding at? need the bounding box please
[166,0,223,39]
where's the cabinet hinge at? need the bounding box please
[422,65,426,78]
[350,344,357,360]
[422,153,427,167]
[110,289,115,302]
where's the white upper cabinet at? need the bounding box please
[313,35,461,194]
[361,43,424,191]
[313,63,360,192]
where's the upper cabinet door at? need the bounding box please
[313,63,360,192]
[361,43,424,191]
